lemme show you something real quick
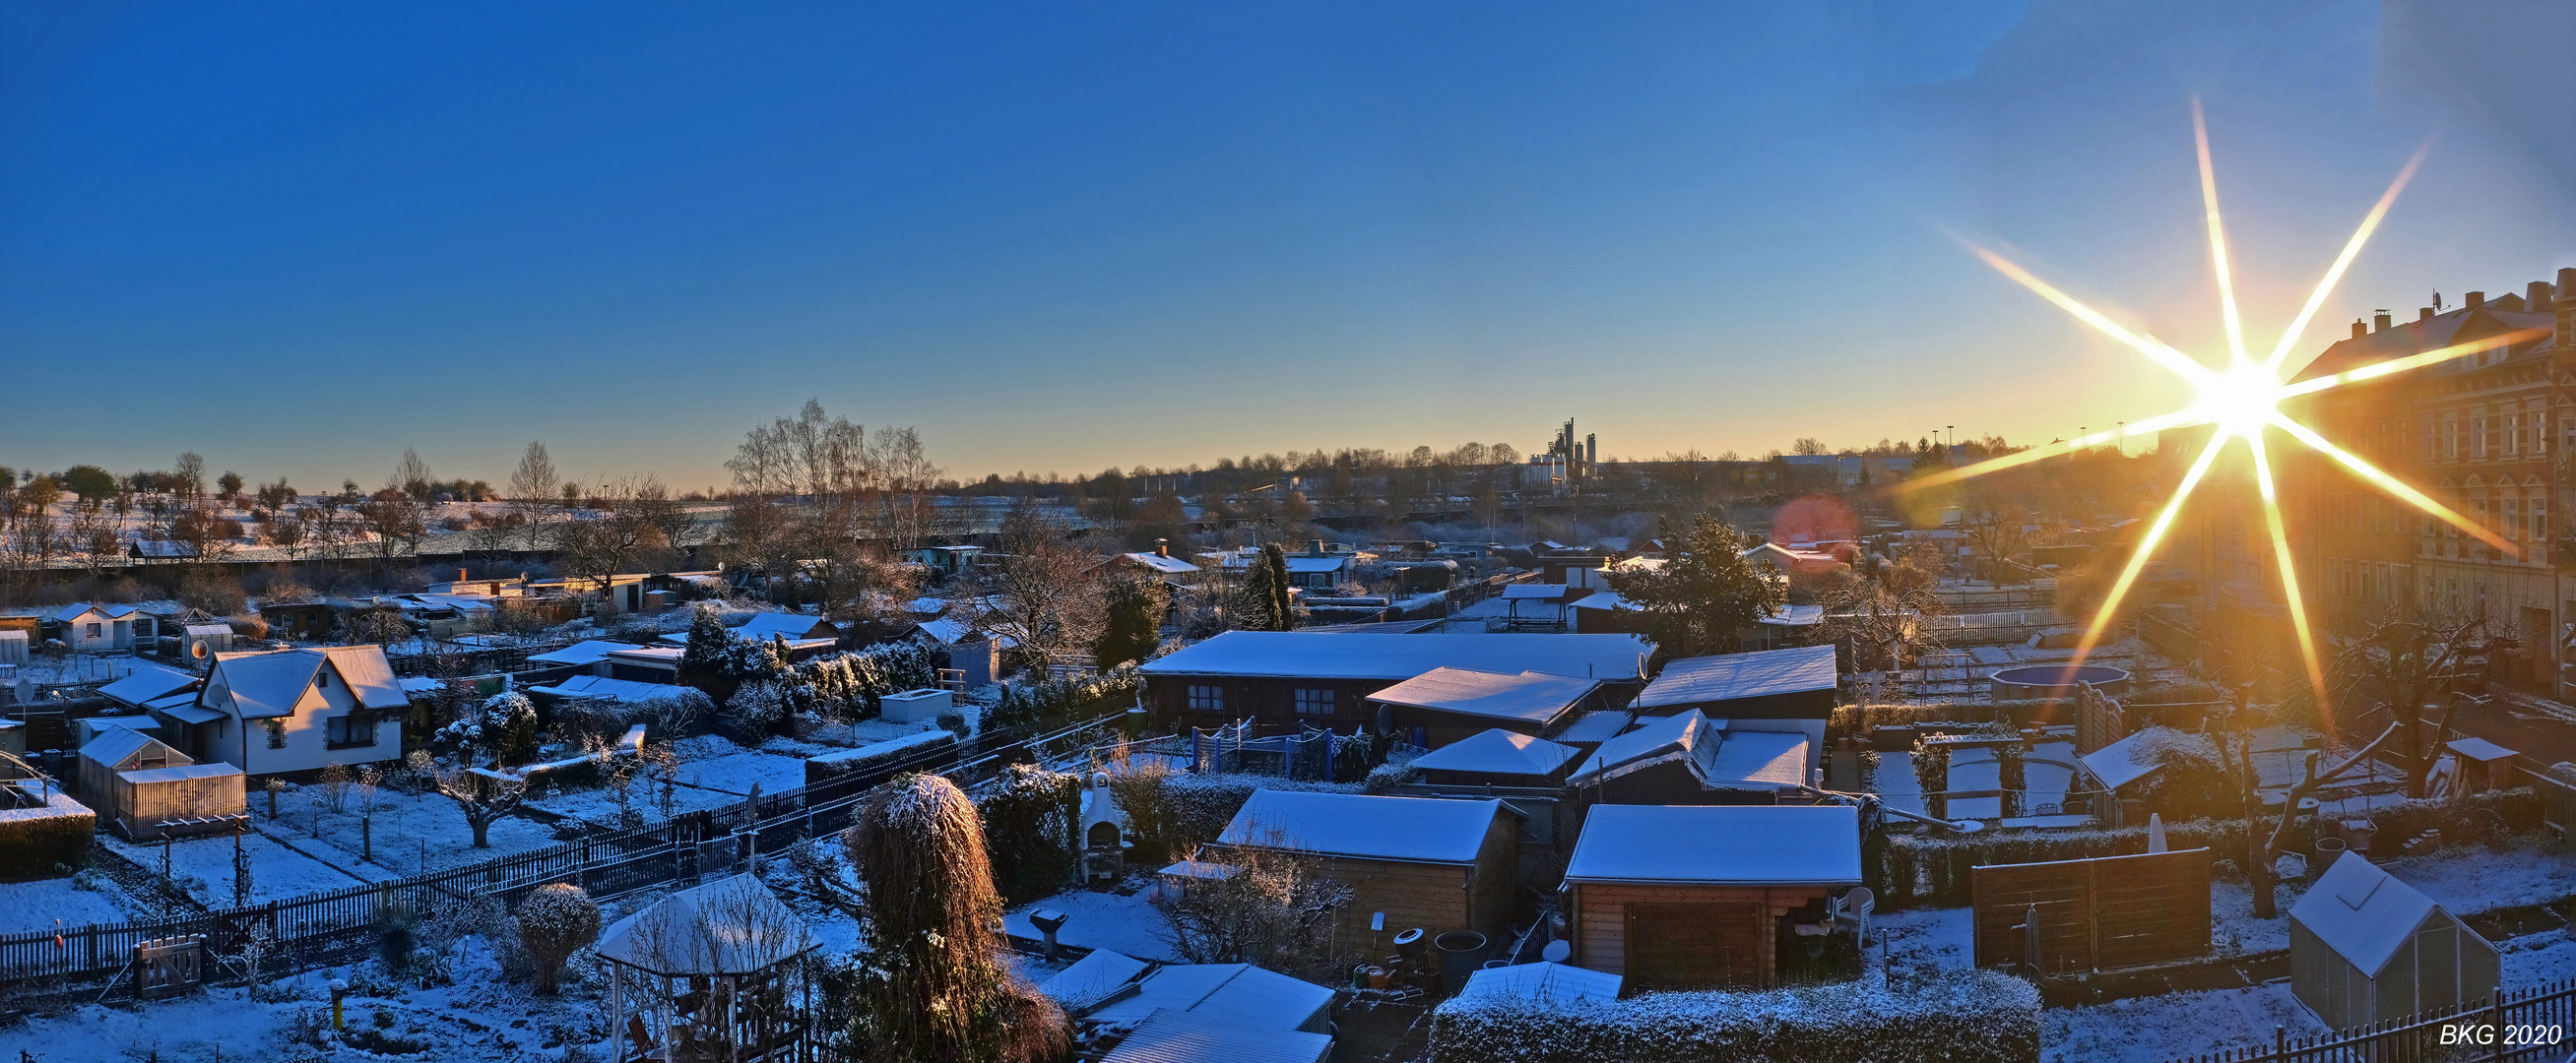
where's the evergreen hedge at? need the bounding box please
[1428,969,2040,1063]
[0,801,96,882]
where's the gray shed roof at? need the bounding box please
[1636,645,1838,710]
[2290,851,2452,976]
[1220,790,1505,865]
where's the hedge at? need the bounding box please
[1871,787,2544,909]
[0,798,96,882]
[1428,969,2040,1063]
[1100,769,1365,865]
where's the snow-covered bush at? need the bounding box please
[724,680,794,736]
[977,765,1080,902]
[1429,969,2041,1063]
[517,883,602,994]
[1364,759,1423,793]
[0,801,93,882]
[1106,770,1366,860]
[985,663,1141,735]
[434,691,540,766]
[2121,727,2232,820]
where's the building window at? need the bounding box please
[325,713,375,748]
[2505,413,2521,456]
[315,670,331,690]
[263,719,287,749]
[85,622,101,639]
[1294,688,1335,716]
[1187,685,1224,713]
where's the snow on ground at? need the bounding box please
[2378,844,2576,913]
[675,750,810,796]
[2502,928,2576,986]
[1004,887,1181,962]
[2043,981,2328,1063]
[103,830,365,905]
[1876,905,1972,970]
[2027,741,2075,811]
[0,874,145,933]
[1872,751,1926,818]
[527,773,741,824]
[281,785,565,877]
[1951,748,2002,820]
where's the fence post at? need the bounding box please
[2490,994,2505,1063]
[2272,1025,2283,1063]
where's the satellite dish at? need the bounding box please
[1542,940,1572,964]
[1949,819,1987,834]
[11,679,30,705]
[190,641,211,660]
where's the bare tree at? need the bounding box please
[173,452,207,502]
[1155,831,1355,981]
[391,448,435,502]
[554,477,692,604]
[434,765,528,848]
[959,501,1105,672]
[509,441,557,549]
[1821,548,1947,704]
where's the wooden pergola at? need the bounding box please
[597,875,818,1063]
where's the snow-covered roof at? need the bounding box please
[97,664,202,709]
[735,613,837,641]
[206,646,408,718]
[526,640,637,667]
[1365,667,1598,725]
[1456,961,1623,1006]
[1282,556,1349,574]
[1036,948,1151,1013]
[1121,552,1201,575]
[81,728,175,771]
[1759,603,1827,627]
[1502,584,1573,599]
[1568,711,1716,786]
[1706,729,1811,787]
[1550,711,1633,745]
[528,674,686,705]
[1570,591,1632,612]
[609,645,687,664]
[120,763,242,785]
[1411,729,1580,778]
[1085,964,1335,1032]
[1220,790,1506,865]
[1140,632,1652,683]
[2079,727,2217,792]
[2446,736,2515,763]
[596,874,814,976]
[806,729,954,767]
[1566,804,1862,886]
[404,594,497,613]
[152,700,224,724]
[1635,645,1838,711]
[55,603,138,623]
[1102,1008,1331,1063]
[2290,851,2451,976]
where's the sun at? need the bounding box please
[1902,99,2548,710]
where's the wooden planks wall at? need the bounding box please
[1970,847,2211,974]
[1570,883,1828,991]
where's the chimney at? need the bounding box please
[2418,307,2434,323]
[2467,290,2485,310]
[2373,311,2393,333]
[1308,539,1325,557]
[1154,538,1169,558]
[2531,281,2555,314]
[1585,434,1597,467]
[2351,320,2367,340]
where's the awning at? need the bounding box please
[153,702,225,724]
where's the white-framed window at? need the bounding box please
[2423,414,2438,462]
[1293,688,1335,716]
[2473,412,2488,458]
[2506,496,2522,540]
[2505,412,2521,456]
[1187,684,1223,713]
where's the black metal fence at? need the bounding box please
[2168,976,2576,1063]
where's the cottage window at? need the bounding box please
[85,622,101,639]
[263,719,287,749]
[1294,688,1335,716]
[326,713,375,749]
[315,670,331,690]
[1187,685,1224,713]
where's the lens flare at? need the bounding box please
[1907,101,2524,715]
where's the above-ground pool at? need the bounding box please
[1988,664,2130,702]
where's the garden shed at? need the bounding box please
[1410,728,1581,786]
[1365,666,1602,746]
[77,729,244,841]
[1217,790,1519,956]
[1632,644,1838,722]
[1566,711,1812,803]
[2289,851,2498,1031]
[1082,962,1336,1033]
[1561,803,1861,992]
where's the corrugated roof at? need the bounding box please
[1636,645,1838,710]
[1220,790,1504,865]
[1140,632,1651,682]
[1102,1009,1331,1063]
[1366,667,1598,724]
[1566,804,1861,885]
[1410,729,1579,778]
[2291,851,2451,976]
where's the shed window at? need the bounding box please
[86,623,101,639]
[326,713,375,748]
[1187,685,1224,713]
[263,719,287,749]
[1294,688,1335,716]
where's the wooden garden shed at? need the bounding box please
[2289,852,2498,1031]
[1561,803,1861,992]
[1216,790,1520,956]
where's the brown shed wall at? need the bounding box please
[1568,882,1829,991]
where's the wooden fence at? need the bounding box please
[0,715,1111,992]
[1971,847,2212,974]
[2169,974,2576,1062]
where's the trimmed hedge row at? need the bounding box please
[1870,787,2545,909]
[0,803,96,882]
[1428,969,2040,1063]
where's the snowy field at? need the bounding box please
[277,784,566,877]
[0,875,146,933]
[2043,980,2328,1062]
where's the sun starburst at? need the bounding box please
[1907,99,2547,712]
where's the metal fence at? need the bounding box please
[2168,975,2576,1062]
[0,715,1115,993]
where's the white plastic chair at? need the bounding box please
[1834,887,1875,946]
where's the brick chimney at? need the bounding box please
[2351,320,2367,340]
[2530,281,2555,314]
[2418,307,2434,323]
[2374,311,2393,333]
[2467,290,2485,310]
[1154,538,1169,558]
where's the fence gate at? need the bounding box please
[1971,847,2212,974]
[135,935,205,999]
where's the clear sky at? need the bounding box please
[4,1,2570,492]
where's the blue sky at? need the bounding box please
[4,1,2570,491]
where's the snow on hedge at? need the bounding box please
[1430,969,2040,1063]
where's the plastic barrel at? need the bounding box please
[1434,931,1489,996]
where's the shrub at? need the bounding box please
[516,884,602,995]
[1428,969,2040,1063]
[1106,770,1365,861]
[978,765,1080,903]
[0,805,94,882]
[985,664,1142,735]
[724,680,794,737]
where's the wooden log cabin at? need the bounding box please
[1217,790,1521,955]
[1561,804,1861,992]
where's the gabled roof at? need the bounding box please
[97,664,203,710]
[54,603,138,623]
[1636,645,1838,710]
[1565,804,1861,886]
[1220,790,1506,865]
[2290,851,2454,976]
[1036,948,1152,1013]
[1410,729,1579,778]
[1365,667,1598,725]
[597,874,814,976]
[1084,963,1336,1032]
[81,728,186,772]
[734,612,838,640]
[207,646,408,719]
[1569,710,1715,786]
[1141,632,1652,682]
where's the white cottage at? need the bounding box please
[54,603,142,652]
[188,646,411,776]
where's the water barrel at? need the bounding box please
[1434,931,1489,996]
[2313,836,2348,866]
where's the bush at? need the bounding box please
[0,802,94,882]
[985,664,1142,735]
[1429,969,2040,1063]
[2364,787,2542,848]
[1105,769,1364,861]
[978,765,1080,903]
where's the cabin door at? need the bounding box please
[1624,903,1764,991]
